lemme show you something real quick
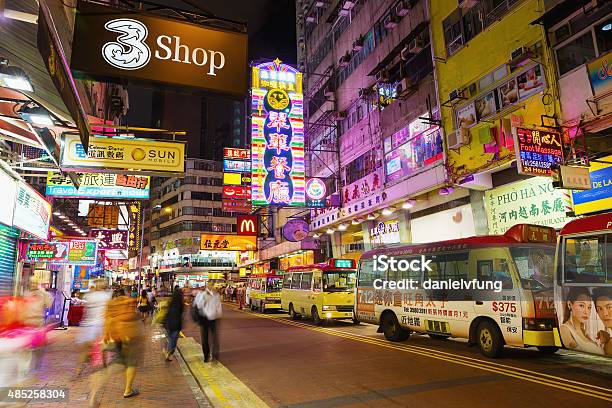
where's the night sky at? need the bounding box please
[123,0,297,157]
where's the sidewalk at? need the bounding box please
[18,324,210,407]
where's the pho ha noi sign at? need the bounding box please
[70,1,248,96]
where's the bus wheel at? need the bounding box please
[381,313,410,342]
[537,346,559,354]
[428,334,448,340]
[312,306,322,325]
[289,304,300,320]
[476,321,504,358]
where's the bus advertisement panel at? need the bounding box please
[554,213,612,357]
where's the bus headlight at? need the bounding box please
[523,318,555,331]
[322,305,336,311]
[326,312,333,318]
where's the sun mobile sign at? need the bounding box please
[251,59,305,206]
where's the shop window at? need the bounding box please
[556,32,596,76]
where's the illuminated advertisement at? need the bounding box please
[224,148,250,160]
[68,240,98,265]
[72,265,91,290]
[571,155,612,215]
[0,165,17,227]
[224,159,251,173]
[128,202,142,258]
[514,127,563,176]
[60,134,186,175]
[383,117,444,184]
[46,172,150,199]
[369,220,400,245]
[588,51,612,98]
[12,181,52,240]
[25,242,70,263]
[200,234,257,251]
[251,59,305,206]
[223,186,251,199]
[91,229,128,250]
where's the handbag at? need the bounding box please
[190,303,201,323]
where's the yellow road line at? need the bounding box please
[229,305,612,401]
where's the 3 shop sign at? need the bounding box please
[70,1,248,96]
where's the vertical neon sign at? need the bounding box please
[251,59,305,206]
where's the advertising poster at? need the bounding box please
[46,172,150,199]
[456,102,477,128]
[72,265,91,290]
[485,177,572,234]
[25,242,70,263]
[587,51,612,97]
[498,77,519,108]
[517,64,545,100]
[514,127,563,176]
[571,155,612,215]
[0,165,17,227]
[475,90,498,120]
[251,59,305,206]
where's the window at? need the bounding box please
[477,258,513,289]
[313,274,322,291]
[283,274,292,289]
[511,246,555,289]
[301,273,313,290]
[344,150,380,185]
[323,271,356,292]
[443,9,464,56]
[563,234,610,284]
[290,273,302,289]
[358,260,377,287]
[595,20,612,55]
[556,32,596,76]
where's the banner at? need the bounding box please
[60,134,185,175]
[46,172,150,199]
[128,202,142,258]
[200,234,257,251]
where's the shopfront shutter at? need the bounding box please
[0,224,19,296]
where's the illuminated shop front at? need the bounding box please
[278,250,313,270]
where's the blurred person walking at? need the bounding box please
[103,288,143,399]
[194,282,222,362]
[164,286,184,361]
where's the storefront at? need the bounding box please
[279,250,314,270]
[0,224,20,296]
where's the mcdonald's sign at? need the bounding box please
[237,215,258,236]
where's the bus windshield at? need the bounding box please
[510,246,555,290]
[266,277,282,292]
[323,270,356,292]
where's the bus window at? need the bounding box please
[313,274,322,291]
[267,277,282,292]
[387,256,424,282]
[323,271,356,292]
[477,258,513,289]
[358,260,377,287]
[510,246,555,289]
[563,235,609,284]
[441,252,469,281]
[283,274,292,289]
[291,273,302,289]
[301,273,313,290]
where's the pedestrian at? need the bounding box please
[137,290,149,321]
[225,285,231,302]
[103,288,143,399]
[237,285,245,310]
[164,286,184,361]
[146,288,157,315]
[194,282,222,363]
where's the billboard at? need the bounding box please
[251,59,305,206]
[237,215,258,236]
[200,234,257,251]
[514,127,563,177]
[571,155,612,215]
[223,185,250,199]
[91,229,128,250]
[60,134,185,176]
[25,242,70,263]
[224,148,250,160]
[222,199,252,214]
[68,240,98,265]
[12,181,52,240]
[224,159,251,173]
[46,172,150,199]
[70,2,248,96]
[587,51,612,98]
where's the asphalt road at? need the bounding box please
[182,304,612,408]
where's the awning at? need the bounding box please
[531,0,595,28]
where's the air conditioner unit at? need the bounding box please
[458,0,478,9]
[510,46,529,61]
[358,88,374,98]
[306,15,316,23]
[396,78,415,97]
[375,69,389,83]
[448,88,463,103]
[447,128,470,150]
[343,1,355,10]
[324,85,335,97]
[384,15,400,30]
[408,37,425,54]
[396,0,411,17]
[321,100,336,113]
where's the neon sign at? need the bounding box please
[251,59,305,206]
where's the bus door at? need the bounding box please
[300,272,314,315]
[469,247,523,346]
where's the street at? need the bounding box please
[183,304,612,408]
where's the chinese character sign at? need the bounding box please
[128,202,142,258]
[46,172,150,199]
[485,177,572,235]
[251,59,305,206]
[514,127,563,176]
[91,229,128,250]
[25,242,70,263]
[200,234,257,251]
[68,240,98,265]
[12,181,52,240]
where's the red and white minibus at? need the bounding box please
[554,213,612,357]
[356,224,558,357]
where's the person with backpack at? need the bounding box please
[193,281,222,363]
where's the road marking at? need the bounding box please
[228,305,612,401]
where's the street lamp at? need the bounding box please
[0,59,33,92]
[18,104,54,126]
